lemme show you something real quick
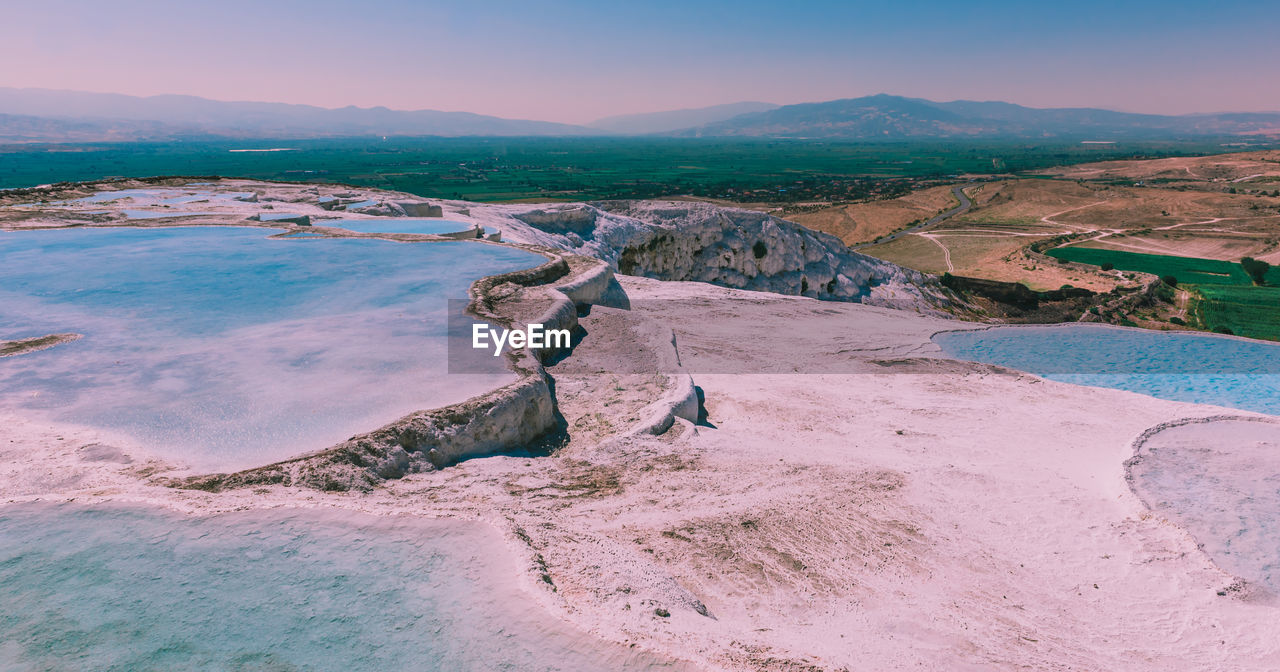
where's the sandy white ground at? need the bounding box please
[4,272,1278,670]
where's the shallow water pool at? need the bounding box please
[69,189,158,204]
[0,504,679,671]
[120,209,216,219]
[0,226,542,469]
[933,324,1280,415]
[1128,419,1280,593]
[326,218,475,236]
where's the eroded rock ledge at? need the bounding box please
[176,245,696,493]
[486,200,961,313]
[0,333,82,358]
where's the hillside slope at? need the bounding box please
[0,88,598,140]
[678,94,1280,139]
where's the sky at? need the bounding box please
[2,0,1278,124]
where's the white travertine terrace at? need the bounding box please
[2,178,1277,671]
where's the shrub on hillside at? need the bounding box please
[1240,257,1270,285]
[1161,275,1178,287]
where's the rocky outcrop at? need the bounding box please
[491,200,956,313]
[315,197,443,218]
[250,213,311,226]
[1,333,81,358]
[181,372,559,492]
[941,274,1095,309]
[397,202,444,218]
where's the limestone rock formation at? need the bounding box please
[397,202,444,217]
[490,200,955,312]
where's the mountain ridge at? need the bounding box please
[0,88,600,141]
[675,94,1280,139]
[3,89,1280,143]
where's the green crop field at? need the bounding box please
[0,137,1247,204]
[1045,246,1280,286]
[1193,285,1280,341]
[1045,246,1280,341]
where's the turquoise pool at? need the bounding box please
[121,209,216,219]
[326,219,475,236]
[69,189,158,204]
[934,324,1280,415]
[0,504,679,671]
[0,226,542,469]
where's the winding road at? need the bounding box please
[853,183,975,250]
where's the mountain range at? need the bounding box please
[2,89,1278,143]
[0,88,595,141]
[677,94,1280,139]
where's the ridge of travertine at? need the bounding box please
[175,248,700,493]
[468,199,958,314]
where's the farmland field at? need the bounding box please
[1045,247,1280,286]
[1193,285,1280,341]
[0,137,1251,204]
[1045,246,1280,341]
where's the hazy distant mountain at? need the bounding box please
[5,89,1280,144]
[0,113,202,143]
[588,101,779,134]
[0,88,599,141]
[675,94,1280,139]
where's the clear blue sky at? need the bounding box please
[3,0,1276,123]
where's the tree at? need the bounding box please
[1100,262,1115,271]
[1161,275,1178,287]
[1240,257,1270,285]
